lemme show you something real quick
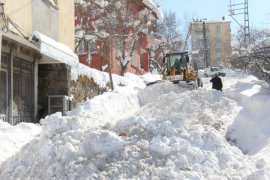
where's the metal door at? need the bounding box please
[0,69,8,122]
[0,53,34,125]
[12,58,34,124]
[0,54,10,123]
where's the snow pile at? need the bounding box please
[223,75,270,156]
[0,75,265,179]
[0,70,270,179]
[0,120,41,164]
[65,90,141,130]
[70,63,146,91]
[70,63,110,88]
[138,81,191,106]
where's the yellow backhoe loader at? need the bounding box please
[147,52,203,89]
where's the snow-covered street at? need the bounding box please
[1,0,270,179]
[0,68,270,179]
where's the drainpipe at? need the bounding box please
[0,32,2,70]
[10,49,14,125]
[34,58,38,123]
[33,53,41,123]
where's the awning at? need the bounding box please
[1,31,41,69]
[30,31,79,67]
[1,31,40,51]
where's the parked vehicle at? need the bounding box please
[204,67,226,77]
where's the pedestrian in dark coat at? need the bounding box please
[210,73,223,91]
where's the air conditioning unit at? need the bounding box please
[48,95,71,115]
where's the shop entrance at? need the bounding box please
[0,53,34,125]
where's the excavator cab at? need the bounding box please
[161,52,200,88]
[146,52,202,89]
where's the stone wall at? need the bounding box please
[37,64,108,119]
[69,75,108,108]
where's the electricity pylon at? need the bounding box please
[229,0,250,47]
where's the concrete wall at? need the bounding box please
[3,0,74,50]
[191,21,232,68]
[57,0,75,50]
[32,0,59,40]
[207,22,231,67]
[4,0,33,34]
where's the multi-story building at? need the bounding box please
[191,19,232,68]
[0,0,78,125]
[75,0,162,75]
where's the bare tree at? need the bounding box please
[156,11,183,53]
[146,11,183,72]
[230,28,270,83]
[75,0,158,78]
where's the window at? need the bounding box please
[216,24,221,39]
[131,50,138,67]
[76,39,98,55]
[216,40,221,48]
[216,51,222,57]
[88,40,98,54]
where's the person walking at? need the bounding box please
[210,73,223,91]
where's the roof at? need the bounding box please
[165,52,189,56]
[142,0,163,20]
[2,31,39,51]
[30,31,79,67]
[191,20,231,24]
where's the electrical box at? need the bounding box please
[48,95,70,115]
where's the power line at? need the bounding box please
[229,0,250,47]
[0,2,28,39]
[207,1,227,20]
[205,0,225,18]
[210,1,228,20]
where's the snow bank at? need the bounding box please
[1,69,270,179]
[0,78,261,179]
[225,75,270,156]
[0,120,41,164]
[71,63,109,88]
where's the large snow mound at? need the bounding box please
[0,83,262,179]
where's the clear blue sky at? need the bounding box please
[159,0,270,34]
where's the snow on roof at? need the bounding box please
[75,0,163,20]
[255,38,270,48]
[192,20,231,24]
[70,63,109,88]
[30,31,79,67]
[247,38,270,53]
[142,0,163,20]
[75,0,108,7]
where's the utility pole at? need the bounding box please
[192,19,208,68]
[202,21,208,67]
[229,0,250,47]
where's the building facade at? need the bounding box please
[75,0,162,75]
[0,0,78,125]
[191,20,232,68]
